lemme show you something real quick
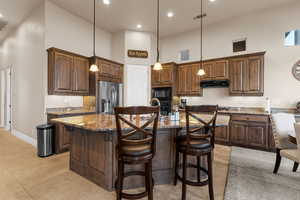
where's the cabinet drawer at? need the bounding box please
[231,114,268,122]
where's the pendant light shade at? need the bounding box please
[153,62,163,70]
[154,0,162,71]
[90,0,99,72]
[197,69,206,76]
[197,0,205,76]
[90,63,99,72]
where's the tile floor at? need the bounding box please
[0,129,231,200]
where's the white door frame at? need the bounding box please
[5,67,11,131]
[0,67,12,130]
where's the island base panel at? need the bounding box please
[69,127,207,191]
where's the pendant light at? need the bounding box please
[90,0,99,72]
[153,0,163,71]
[197,0,206,76]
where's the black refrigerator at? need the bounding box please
[152,87,172,115]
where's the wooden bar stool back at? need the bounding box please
[114,106,160,200]
[174,105,218,200]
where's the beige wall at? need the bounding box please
[160,1,300,109]
[0,3,46,139]
[44,0,113,108]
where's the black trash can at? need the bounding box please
[36,124,54,157]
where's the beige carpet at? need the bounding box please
[0,129,231,200]
[225,147,300,200]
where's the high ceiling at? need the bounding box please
[0,0,42,42]
[51,0,297,37]
[0,0,297,43]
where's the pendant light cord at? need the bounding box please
[200,0,203,69]
[156,0,160,63]
[93,0,96,58]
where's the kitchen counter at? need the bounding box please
[51,113,230,132]
[47,108,96,116]
[52,113,229,191]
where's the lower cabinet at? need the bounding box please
[48,112,95,154]
[229,115,270,150]
[215,126,230,143]
[56,123,71,153]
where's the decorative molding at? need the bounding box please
[11,129,37,148]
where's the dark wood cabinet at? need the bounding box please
[214,60,229,80]
[230,121,248,145]
[48,48,90,95]
[73,56,89,94]
[247,122,268,149]
[201,60,228,81]
[151,62,176,87]
[97,58,123,83]
[48,112,96,154]
[215,126,230,143]
[229,53,264,96]
[229,58,244,95]
[229,114,269,150]
[52,52,73,93]
[177,64,202,96]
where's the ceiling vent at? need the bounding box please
[0,19,8,31]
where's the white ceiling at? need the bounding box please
[0,0,297,43]
[0,0,43,42]
[51,0,297,37]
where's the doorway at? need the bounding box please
[126,64,150,106]
[0,67,12,131]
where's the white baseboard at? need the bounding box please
[11,129,37,148]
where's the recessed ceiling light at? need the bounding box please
[167,12,174,18]
[137,24,142,29]
[209,0,216,2]
[103,0,110,5]
[0,13,3,18]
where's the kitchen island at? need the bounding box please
[52,114,230,191]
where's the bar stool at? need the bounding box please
[114,106,160,200]
[174,105,218,200]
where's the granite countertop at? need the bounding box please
[218,108,270,116]
[47,108,96,116]
[178,107,270,116]
[51,114,230,132]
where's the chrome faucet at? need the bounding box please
[150,98,161,107]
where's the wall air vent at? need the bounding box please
[0,20,8,31]
[180,49,190,61]
[233,38,246,53]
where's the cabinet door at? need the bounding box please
[229,58,245,95]
[151,69,161,86]
[160,65,173,84]
[215,126,229,143]
[201,62,214,80]
[58,124,70,152]
[214,60,229,80]
[177,66,187,95]
[247,122,268,149]
[230,121,247,145]
[190,64,202,95]
[54,52,73,93]
[114,64,123,82]
[243,56,263,95]
[99,60,113,77]
[73,56,89,94]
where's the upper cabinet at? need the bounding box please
[177,63,203,96]
[97,58,124,83]
[201,60,229,81]
[229,53,264,96]
[48,48,90,95]
[151,63,176,87]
